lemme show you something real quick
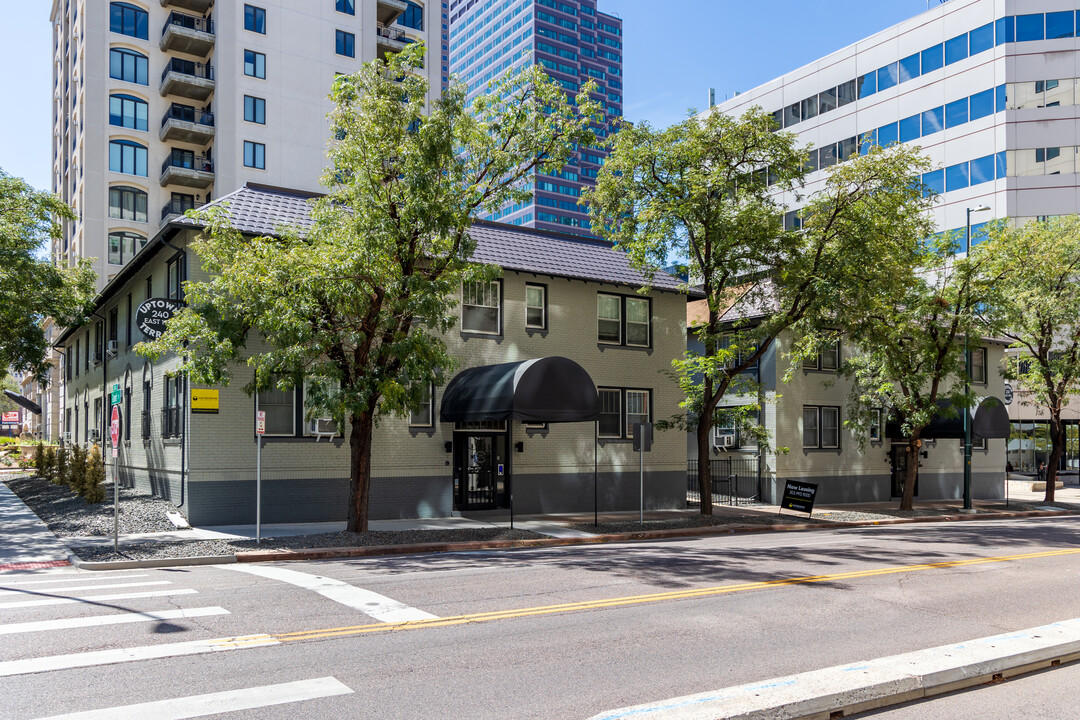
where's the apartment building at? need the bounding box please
[50,0,435,290]
[710,0,1080,242]
[448,0,623,236]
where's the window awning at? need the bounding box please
[3,390,41,415]
[885,397,1010,441]
[439,356,600,423]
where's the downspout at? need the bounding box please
[162,235,189,509]
[90,310,107,449]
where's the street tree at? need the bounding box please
[586,107,937,515]
[139,44,602,531]
[0,170,95,382]
[977,216,1080,501]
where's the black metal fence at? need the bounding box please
[687,455,760,507]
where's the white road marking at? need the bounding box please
[33,676,352,719]
[0,574,149,587]
[0,581,171,597]
[0,633,278,678]
[221,564,438,622]
[0,588,198,609]
[0,606,228,636]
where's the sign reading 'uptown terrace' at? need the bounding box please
[136,298,184,340]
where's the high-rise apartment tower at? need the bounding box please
[448,0,623,236]
[51,0,435,289]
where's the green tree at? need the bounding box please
[140,44,602,531]
[68,444,86,493]
[0,170,96,382]
[586,108,937,515]
[978,216,1080,501]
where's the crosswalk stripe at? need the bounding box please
[0,574,148,587]
[220,564,437,623]
[0,581,172,597]
[0,606,228,637]
[32,676,353,719]
[0,632,276,678]
[0,588,198,609]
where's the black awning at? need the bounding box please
[440,356,600,423]
[3,390,41,415]
[885,396,1009,441]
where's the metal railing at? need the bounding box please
[161,58,214,83]
[161,407,183,438]
[376,23,406,41]
[687,455,760,507]
[161,103,214,128]
[161,198,196,221]
[163,11,214,36]
[161,150,213,175]
[141,410,151,439]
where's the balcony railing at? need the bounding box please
[376,23,406,42]
[161,150,213,175]
[162,10,213,36]
[161,198,196,221]
[160,103,214,128]
[161,58,214,83]
[161,407,183,438]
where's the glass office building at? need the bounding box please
[448,0,623,237]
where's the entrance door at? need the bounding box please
[454,435,508,510]
[890,444,919,498]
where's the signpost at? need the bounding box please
[256,408,265,544]
[633,422,653,523]
[779,480,818,518]
[110,405,121,552]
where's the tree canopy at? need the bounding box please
[0,170,95,383]
[140,44,602,531]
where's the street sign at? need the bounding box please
[632,422,653,452]
[111,382,122,405]
[110,405,121,458]
[256,410,266,435]
[780,480,818,517]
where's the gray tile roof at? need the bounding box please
[180,183,687,293]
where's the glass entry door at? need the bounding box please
[454,434,508,510]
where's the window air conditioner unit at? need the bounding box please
[311,418,337,442]
[106,340,119,357]
[712,430,735,450]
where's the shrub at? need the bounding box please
[84,445,106,504]
[33,443,44,473]
[43,446,56,482]
[69,444,87,494]
[54,445,68,487]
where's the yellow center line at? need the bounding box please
[271,546,1080,643]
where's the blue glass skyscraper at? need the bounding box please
[449,0,623,236]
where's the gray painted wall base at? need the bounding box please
[762,472,1004,505]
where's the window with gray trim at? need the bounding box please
[462,280,500,334]
[244,49,266,78]
[525,283,546,329]
[803,406,840,449]
[598,387,651,439]
[597,293,650,347]
[803,340,839,371]
[968,347,987,384]
[258,385,294,436]
[409,383,434,427]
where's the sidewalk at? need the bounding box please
[0,480,73,571]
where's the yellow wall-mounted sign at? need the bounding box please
[191,389,220,413]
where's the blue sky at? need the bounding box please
[0,0,938,191]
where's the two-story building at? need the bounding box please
[57,183,690,526]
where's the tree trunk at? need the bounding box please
[1045,415,1066,503]
[899,438,920,512]
[346,409,375,533]
[696,421,713,516]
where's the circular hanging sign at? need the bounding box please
[136,298,184,340]
[1003,384,1013,406]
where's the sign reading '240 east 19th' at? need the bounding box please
[135,298,184,340]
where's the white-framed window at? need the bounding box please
[968,347,987,384]
[598,387,651,439]
[409,383,434,427]
[597,387,621,438]
[625,297,650,347]
[598,294,652,347]
[597,294,621,343]
[462,280,501,335]
[972,436,987,451]
[626,389,649,430]
[803,405,840,449]
[302,378,340,437]
[525,283,546,329]
[258,385,295,436]
[869,408,884,442]
[804,340,840,371]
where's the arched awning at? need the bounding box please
[885,397,1010,440]
[440,357,600,424]
[3,390,41,415]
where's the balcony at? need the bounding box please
[376,23,407,59]
[161,197,196,223]
[160,150,213,189]
[376,0,407,26]
[159,0,213,14]
[159,103,214,144]
[160,12,215,57]
[159,59,214,101]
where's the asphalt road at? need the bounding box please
[4,515,1080,719]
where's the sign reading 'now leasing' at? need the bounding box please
[136,298,184,339]
[780,480,819,517]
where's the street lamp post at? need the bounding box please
[963,204,991,511]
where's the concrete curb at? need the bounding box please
[585,618,1080,720]
[68,508,1080,569]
